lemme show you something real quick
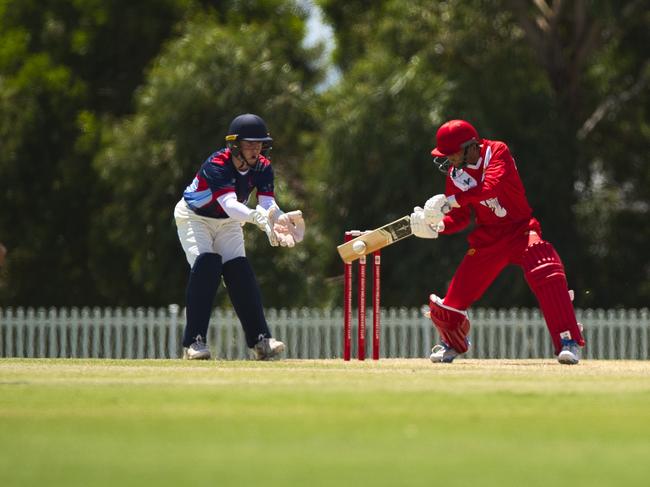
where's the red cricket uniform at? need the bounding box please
[438,139,584,353]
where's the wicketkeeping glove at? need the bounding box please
[269,207,305,248]
[248,206,278,246]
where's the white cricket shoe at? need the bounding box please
[251,337,286,361]
[430,343,462,363]
[183,335,211,360]
[557,339,580,365]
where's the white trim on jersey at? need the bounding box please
[481,146,492,182]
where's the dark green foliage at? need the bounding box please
[0,0,195,305]
[314,0,649,307]
[0,0,321,306]
[94,12,320,306]
[1,0,648,308]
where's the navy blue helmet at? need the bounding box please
[226,114,273,159]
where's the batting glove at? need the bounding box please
[423,194,451,225]
[411,207,444,239]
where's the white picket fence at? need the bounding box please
[0,306,648,360]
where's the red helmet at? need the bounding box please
[431,120,480,157]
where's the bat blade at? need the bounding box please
[337,216,412,263]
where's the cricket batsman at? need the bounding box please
[174,113,305,360]
[410,119,585,364]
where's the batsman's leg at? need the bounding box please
[522,240,585,361]
[429,246,509,362]
[222,256,285,360]
[428,294,471,362]
[182,252,222,359]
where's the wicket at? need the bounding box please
[343,231,381,360]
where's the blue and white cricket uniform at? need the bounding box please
[174,148,276,266]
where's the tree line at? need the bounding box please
[1,0,648,309]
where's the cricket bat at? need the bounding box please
[337,216,412,263]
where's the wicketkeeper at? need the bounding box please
[411,120,584,364]
[174,114,305,360]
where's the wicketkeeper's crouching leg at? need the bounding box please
[428,294,471,363]
[522,240,585,364]
[222,257,286,360]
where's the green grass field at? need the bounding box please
[1,358,650,487]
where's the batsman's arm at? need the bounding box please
[451,143,510,207]
[438,179,473,235]
[439,205,471,235]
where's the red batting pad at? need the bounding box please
[522,241,585,353]
[429,294,471,353]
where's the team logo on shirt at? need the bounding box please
[450,169,477,191]
[480,197,507,217]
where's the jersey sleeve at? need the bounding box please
[442,177,472,234]
[441,207,472,235]
[183,152,236,212]
[201,159,236,196]
[453,142,512,207]
[217,192,253,221]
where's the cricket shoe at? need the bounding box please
[251,337,286,361]
[557,338,580,365]
[430,340,469,364]
[183,335,211,360]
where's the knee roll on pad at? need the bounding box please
[429,294,470,353]
[522,240,565,286]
